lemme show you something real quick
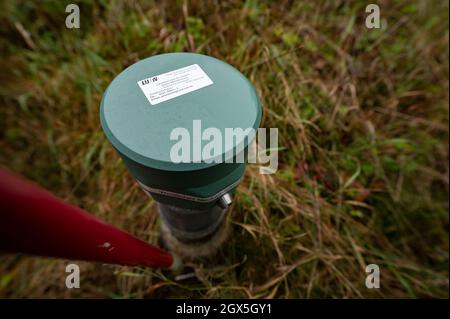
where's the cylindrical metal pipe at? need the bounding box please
[158,203,226,242]
[100,53,261,258]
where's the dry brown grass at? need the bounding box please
[0,0,448,298]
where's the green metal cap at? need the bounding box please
[100,53,261,206]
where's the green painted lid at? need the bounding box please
[100,53,261,172]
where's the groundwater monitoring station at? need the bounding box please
[100,53,261,260]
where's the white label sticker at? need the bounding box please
[137,64,213,105]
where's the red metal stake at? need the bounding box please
[0,167,174,269]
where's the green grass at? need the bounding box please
[0,0,448,298]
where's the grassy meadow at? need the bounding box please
[0,0,448,298]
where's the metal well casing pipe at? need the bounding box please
[158,203,226,242]
[100,53,261,258]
